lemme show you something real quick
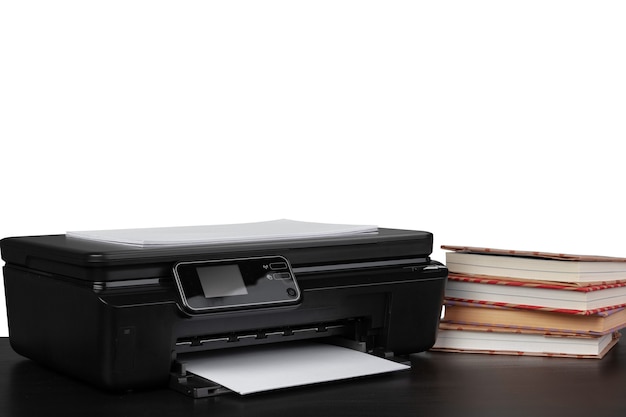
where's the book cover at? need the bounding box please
[442,245,626,262]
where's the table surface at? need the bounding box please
[2,337,626,417]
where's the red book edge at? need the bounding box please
[448,273,626,292]
[444,299,626,317]
[444,297,626,316]
[441,245,626,262]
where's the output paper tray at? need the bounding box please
[170,339,411,398]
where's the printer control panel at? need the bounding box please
[173,256,301,313]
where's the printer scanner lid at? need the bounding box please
[0,228,433,282]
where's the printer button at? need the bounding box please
[269,262,288,270]
[286,288,297,297]
[273,272,292,280]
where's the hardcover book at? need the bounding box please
[442,245,626,285]
[445,273,626,315]
[442,301,626,335]
[431,323,620,359]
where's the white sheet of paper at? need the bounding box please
[67,219,378,246]
[182,342,409,395]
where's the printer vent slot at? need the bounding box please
[174,320,355,353]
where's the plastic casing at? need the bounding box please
[1,228,447,391]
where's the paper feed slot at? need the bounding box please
[174,320,365,354]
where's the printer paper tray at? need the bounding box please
[170,319,369,398]
[170,370,232,398]
[170,339,410,398]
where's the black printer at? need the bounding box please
[1,227,447,396]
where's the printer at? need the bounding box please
[1,226,447,397]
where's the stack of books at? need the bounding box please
[431,245,626,359]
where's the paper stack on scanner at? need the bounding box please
[0,220,447,397]
[66,219,379,246]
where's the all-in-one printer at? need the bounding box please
[0,223,447,397]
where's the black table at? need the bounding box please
[1,337,625,417]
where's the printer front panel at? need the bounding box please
[171,259,448,358]
[3,254,446,392]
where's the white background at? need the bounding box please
[1,1,625,337]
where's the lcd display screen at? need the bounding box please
[197,264,249,298]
